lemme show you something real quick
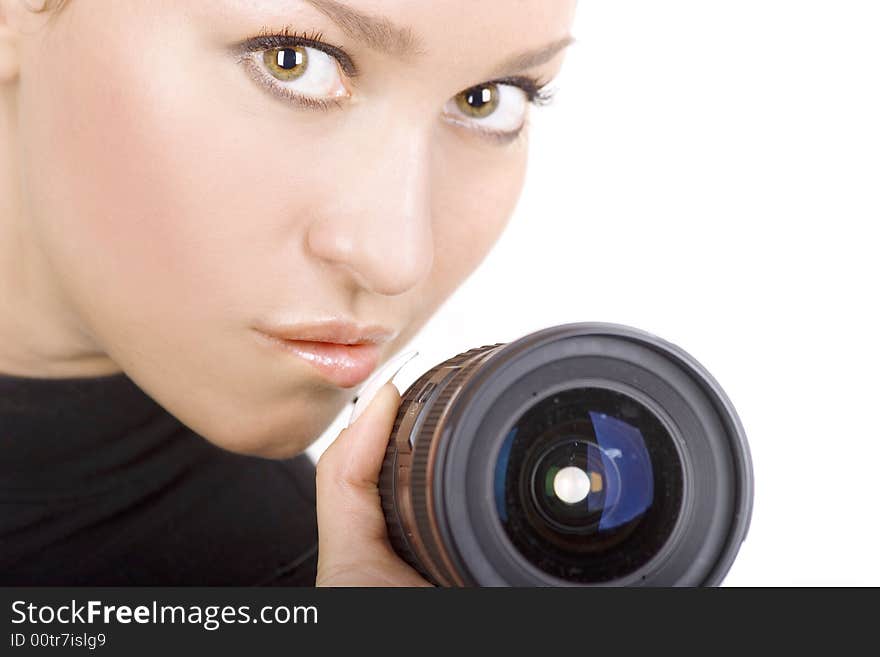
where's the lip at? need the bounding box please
[253,320,396,388]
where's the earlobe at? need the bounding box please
[0,0,45,84]
[0,1,18,84]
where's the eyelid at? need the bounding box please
[231,28,359,78]
[486,75,556,105]
[442,77,554,144]
[237,53,347,112]
[444,113,530,146]
[232,28,354,112]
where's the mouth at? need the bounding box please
[253,320,395,388]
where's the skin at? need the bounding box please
[0,0,577,585]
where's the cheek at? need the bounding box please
[19,8,317,348]
[22,28,251,325]
[20,30,185,320]
[429,135,529,298]
[15,8,340,455]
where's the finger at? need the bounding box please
[315,381,401,549]
[322,380,401,488]
[348,349,418,426]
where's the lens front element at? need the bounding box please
[494,386,684,583]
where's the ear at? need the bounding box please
[0,0,20,84]
[0,0,48,84]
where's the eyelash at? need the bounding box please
[233,26,558,137]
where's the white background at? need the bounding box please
[308,1,880,586]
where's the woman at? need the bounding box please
[0,0,577,585]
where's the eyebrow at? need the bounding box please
[303,0,425,58]
[303,0,575,74]
[489,35,576,78]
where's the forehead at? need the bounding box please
[186,0,577,74]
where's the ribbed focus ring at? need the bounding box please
[378,366,439,581]
[379,344,505,584]
[407,344,505,585]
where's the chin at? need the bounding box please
[247,440,311,460]
[203,427,315,460]
[192,397,341,460]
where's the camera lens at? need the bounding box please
[495,386,684,583]
[379,323,753,586]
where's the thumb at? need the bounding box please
[315,381,402,551]
[320,380,401,492]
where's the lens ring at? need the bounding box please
[381,322,754,587]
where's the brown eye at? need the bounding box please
[263,47,308,81]
[443,82,528,139]
[454,83,500,118]
[245,43,349,109]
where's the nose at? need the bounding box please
[305,118,434,297]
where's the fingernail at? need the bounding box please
[347,349,419,427]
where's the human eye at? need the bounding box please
[231,27,357,111]
[442,76,557,144]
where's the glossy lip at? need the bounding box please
[253,320,396,388]
[255,320,396,345]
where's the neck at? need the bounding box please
[0,85,119,379]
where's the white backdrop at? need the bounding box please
[307,1,880,586]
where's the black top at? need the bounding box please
[0,370,318,586]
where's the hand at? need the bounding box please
[315,381,434,587]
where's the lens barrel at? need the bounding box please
[379,322,753,586]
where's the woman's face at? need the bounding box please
[10,0,576,457]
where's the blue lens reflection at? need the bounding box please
[590,411,654,530]
[495,427,516,522]
[494,412,655,529]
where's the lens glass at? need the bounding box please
[494,387,683,583]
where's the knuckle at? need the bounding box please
[315,432,352,484]
[315,445,340,482]
[315,450,336,481]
